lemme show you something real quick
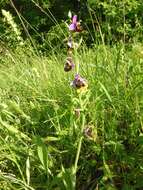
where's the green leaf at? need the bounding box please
[99,81,112,102]
[35,137,48,174]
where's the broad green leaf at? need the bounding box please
[35,137,48,174]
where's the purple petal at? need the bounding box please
[75,74,80,80]
[69,23,76,31]
[72,15,77,24]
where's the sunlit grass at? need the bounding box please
[0,44,143,189]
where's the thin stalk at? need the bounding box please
[74,136,83,173]
[74,40,80,74]
[10,0,39,56]
[76,59,80,74]
[74,113,85,173]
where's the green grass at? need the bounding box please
[0,44,143,190]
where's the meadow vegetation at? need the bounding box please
[0,0,143,190]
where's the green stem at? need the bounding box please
[74,136,83,173]
[74,113,85,173]
[73,41,79,74]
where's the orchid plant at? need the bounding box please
[62,14,93,189]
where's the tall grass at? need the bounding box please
[0,43,143,189]
[0,2,143,189]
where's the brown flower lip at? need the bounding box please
[84,125,97,141]
[74,108,81,117]
[64,57,75,72]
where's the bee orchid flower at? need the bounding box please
[69,15,82,32]
[64,57,75,72]
[71,74,88,91]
